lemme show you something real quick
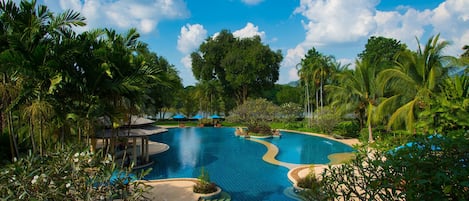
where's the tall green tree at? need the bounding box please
[297,48,338,127]
[358,36,407,69]
[377,34,456,132]
[417,75,469,132]
[328,58,380,142]
[191,30,282,109]
[194,80,223,116]
[0,0,85,157]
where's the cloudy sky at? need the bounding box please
[41,0,468,86]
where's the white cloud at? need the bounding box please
[241,0,263,6]
[374,8,432,49]
[288,67,299,83]
[281,0,469,84]
[233,22,266,39]
[180,55,192,69]
[48,0,189,34]
[177,24,207,69]
[294,0,378,45]
[177,24,208,54]
[430,0,469,55]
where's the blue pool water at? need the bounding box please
[146,127,353,201]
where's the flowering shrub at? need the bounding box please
[0,146,150,200]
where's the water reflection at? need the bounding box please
[178,128,200,167]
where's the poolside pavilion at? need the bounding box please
[95,115,168,168]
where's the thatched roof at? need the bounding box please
[99,115,156,128]
[95,125,167,138]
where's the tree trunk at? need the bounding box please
[367,102,374,143]
[7,111,19,160]
[320,78,324,108]
[39,119,43,156]
[29,118,37,154]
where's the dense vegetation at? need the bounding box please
[1,0,468,200]
[0,0,183,162]
[299,132,469,200]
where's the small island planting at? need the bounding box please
[228,98,283,138]
[193,168,218,194]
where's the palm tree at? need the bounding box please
[377,34,455,132]
[297,59,314,128]
[328,58,380,142]
[0,0,85,156]
[297,48,338,127]
[194,80,222,117]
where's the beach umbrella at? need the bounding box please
[192,114,203,119]
[172,114,185,119]
[210,114,221,119]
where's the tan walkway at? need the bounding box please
[144,179,200,201]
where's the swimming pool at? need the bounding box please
[146,127,353,200]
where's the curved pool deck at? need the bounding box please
[143,128,359,200]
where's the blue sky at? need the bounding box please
[41,0,468,86]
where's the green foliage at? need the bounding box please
[248,123,272,136]
[279,102,303,123]
[270,121,303,130]
[0,146,150,200]
[416,75,469,133]
[307,132,469,201]
[313,107,340,135]
[191,30,282,106]
[358,36,407,69]
[333,120,360,138]
[193,168,217,194]
[274,85,302,105]
[377,34,454,132]
[0,0,183,161]
[227,98,280,135]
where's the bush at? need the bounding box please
[193,168,217,194]
[227,98,279,135]
[0,146,150,200]
[297,170,331,200]
[314,107,340,135]
[333,121,360,138]
[313,132,469,201]
[248,123,272,136]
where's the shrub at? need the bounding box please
[333,120,360,138]
[227,98,279,135]
[0,146,150,200]
[248,123,272,136]
[314,107,340,135]
[193,168,217,194]
[313,132,469,201]
[297,169,331,200]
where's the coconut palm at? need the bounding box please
[377,34,456,132]
[328,58,380,142]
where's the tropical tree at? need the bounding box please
[194,80,223,116]
[297,48,338,127]
[191,30,282,109]
[417,75,469,132]
[358,36,407,69]
[0,0,86,157]
[377,34,456,132]
[227,98,280,135]
[328,58,381,142]
[275,84,302,105]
